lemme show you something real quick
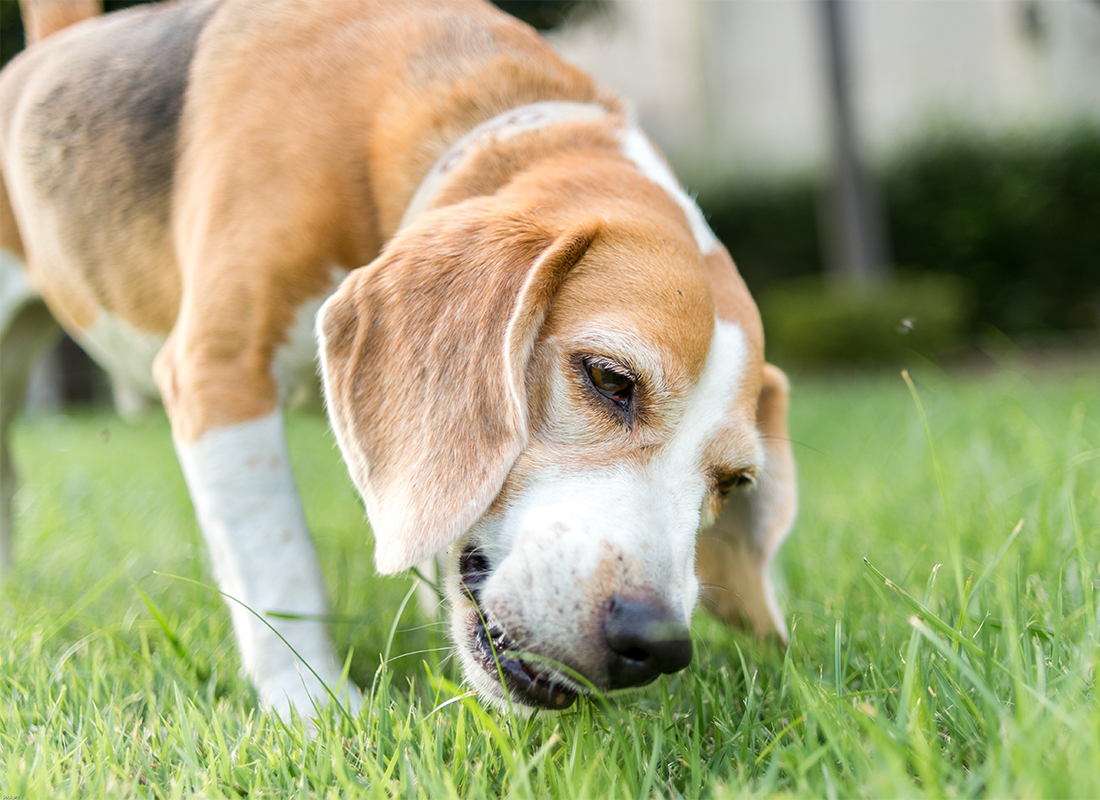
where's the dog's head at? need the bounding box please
[317,188,795,710]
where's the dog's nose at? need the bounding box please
[603,596,693,689]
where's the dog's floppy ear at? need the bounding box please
[696,245,798,642]
[697,363,797,642]
[317,200,597,574]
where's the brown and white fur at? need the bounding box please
[0,0,796,717]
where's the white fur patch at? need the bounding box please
[273,268,348,401]
[77,312,165,400]
[620,127,718,255]
[662,320,753,480]
[0,248,37,339]
[71,269,344,413]
[174,411,359,717]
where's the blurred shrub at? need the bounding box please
[0,2,25,66]
[887,131,1100,332]
[760,273,973,367]
[700,129,1100,337]
[699,182,822,297]
[493,0,608,30]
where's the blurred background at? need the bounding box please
[544,0,1100,369]
[2,0,1098,406]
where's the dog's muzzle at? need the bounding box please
[459,547,693,709]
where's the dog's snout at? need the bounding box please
[603,596,693,689]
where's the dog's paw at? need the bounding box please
[258,665,364,723]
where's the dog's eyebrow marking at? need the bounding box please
[568,328,668,388]
[619,127,718,256]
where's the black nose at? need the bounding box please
[603,596,693,689]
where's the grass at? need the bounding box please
[1,358,1098,798]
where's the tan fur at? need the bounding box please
[0,169,24,262]
[0,0,617,442]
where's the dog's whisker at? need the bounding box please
[697,595,720,611]
[393,621,451,634]
[699,583,742,600]
[384,646,454,664]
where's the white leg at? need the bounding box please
[174,410,360,718]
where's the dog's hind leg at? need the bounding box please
[0,242,61,575]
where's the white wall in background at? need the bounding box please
[549,0,1100,188]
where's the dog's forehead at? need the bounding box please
[540,223,765,423]
[521,222,767,481]
[542,223,716,381]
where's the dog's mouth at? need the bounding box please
[460,548,578,710]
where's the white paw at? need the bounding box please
[259,663,364,722]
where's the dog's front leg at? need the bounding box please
[154,334,358,720]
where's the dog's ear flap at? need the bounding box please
[697,363,797,643]
[317,201,597,574]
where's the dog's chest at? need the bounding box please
[77,312,166,399]
[77,274,346,407]
[272,275,348,408]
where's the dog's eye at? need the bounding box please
[585,359,634,407]
[715,471,753,496]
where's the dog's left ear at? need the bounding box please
[697,246,797,643]
[697,363,797,642]
[317,200,597,574]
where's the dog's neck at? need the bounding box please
[398,101,612,231]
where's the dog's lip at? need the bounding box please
[472,616,578,710]
[461,545,577,709]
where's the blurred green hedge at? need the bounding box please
[887,133,1100,333]
[759,273,973,367]
[701,130,1100,347]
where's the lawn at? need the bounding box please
[1,357,1098,798]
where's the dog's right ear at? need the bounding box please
[317,200,597,575]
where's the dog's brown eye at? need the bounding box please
[585,360,633,407]
[715,472,752,496]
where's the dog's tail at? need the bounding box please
[18,0,103,46]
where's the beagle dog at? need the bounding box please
[0,0,797,717]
